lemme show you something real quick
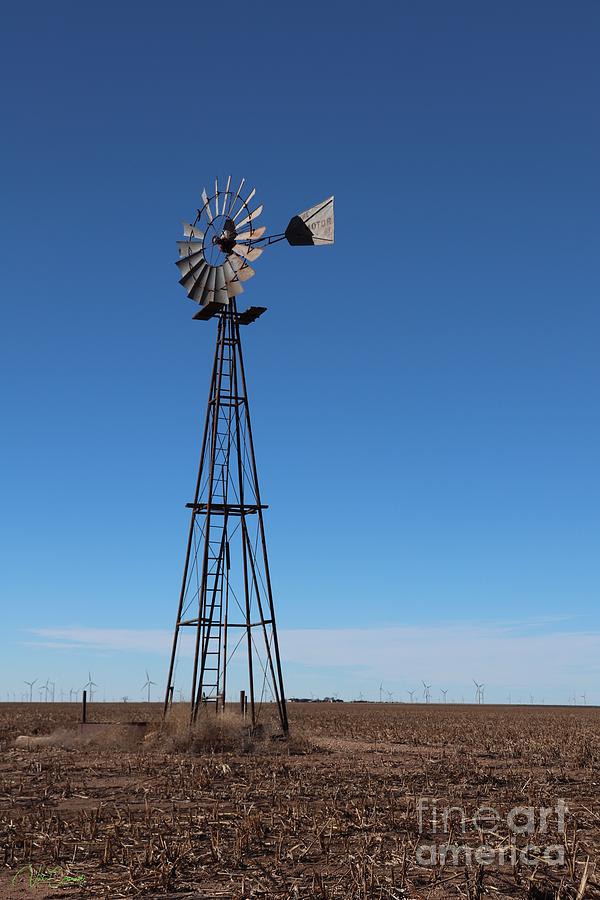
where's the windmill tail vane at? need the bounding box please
[164,177,334,733]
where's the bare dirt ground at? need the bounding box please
[1,702,599,898]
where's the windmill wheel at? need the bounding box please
[176,176,265,308]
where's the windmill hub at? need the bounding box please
[212,217,237,255]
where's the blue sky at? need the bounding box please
[1,1,599,703]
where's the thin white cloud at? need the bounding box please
[28,627,172,653]
[281,624,600,690]
[26,621,600,697]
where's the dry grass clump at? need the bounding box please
[156,705,271,754]
[153,705,316,757]
[14,724,147,752]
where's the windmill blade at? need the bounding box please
[197,266,217,304]
[230,255,255,281]
[189,266,212,302]
[176,248,205,272]
[176,251,205,274]
[231,243,263,262]
[211,266,229,305]
[285,195,334,245]
[214,266,226,293]
[177,259,207,287]
[199,265,216,297]
[213,286,229,304]
[201,188,213,223]
[226,279,244,297]
[234,204,263,231]
[214,176,220,215]
[177,240,204,258]
[222,259,238,283]
[182,222,204,241]
[223,259,245,297]
[221,174,232,215]
[225,176,245,216]
[235,225,266,241]
[178,260,208,291]
[232,187,257,222]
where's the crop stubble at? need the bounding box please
[0,702,599,898]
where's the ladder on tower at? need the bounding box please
[195,335,235,709]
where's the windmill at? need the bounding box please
[84,673,98,702]
[142,670,157,702]
[441,688,448,704]
[407,689,416,703]
[24,678,37,703]
[473,679,484,704]
[422,681,431,704]
[164,178,334,733]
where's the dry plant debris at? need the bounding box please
[0,702,599,898]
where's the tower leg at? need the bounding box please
[232,311,289,733]
[163,317,222,718]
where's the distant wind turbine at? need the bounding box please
[422,681,431,704]
[24,678,37,703]
[84,672,98,701]
[473,679,484,704]
[142,670,157,702]
[441,689,448,704]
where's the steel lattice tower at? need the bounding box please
[164,300,288,732]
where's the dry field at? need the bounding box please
[1,702,600,899]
